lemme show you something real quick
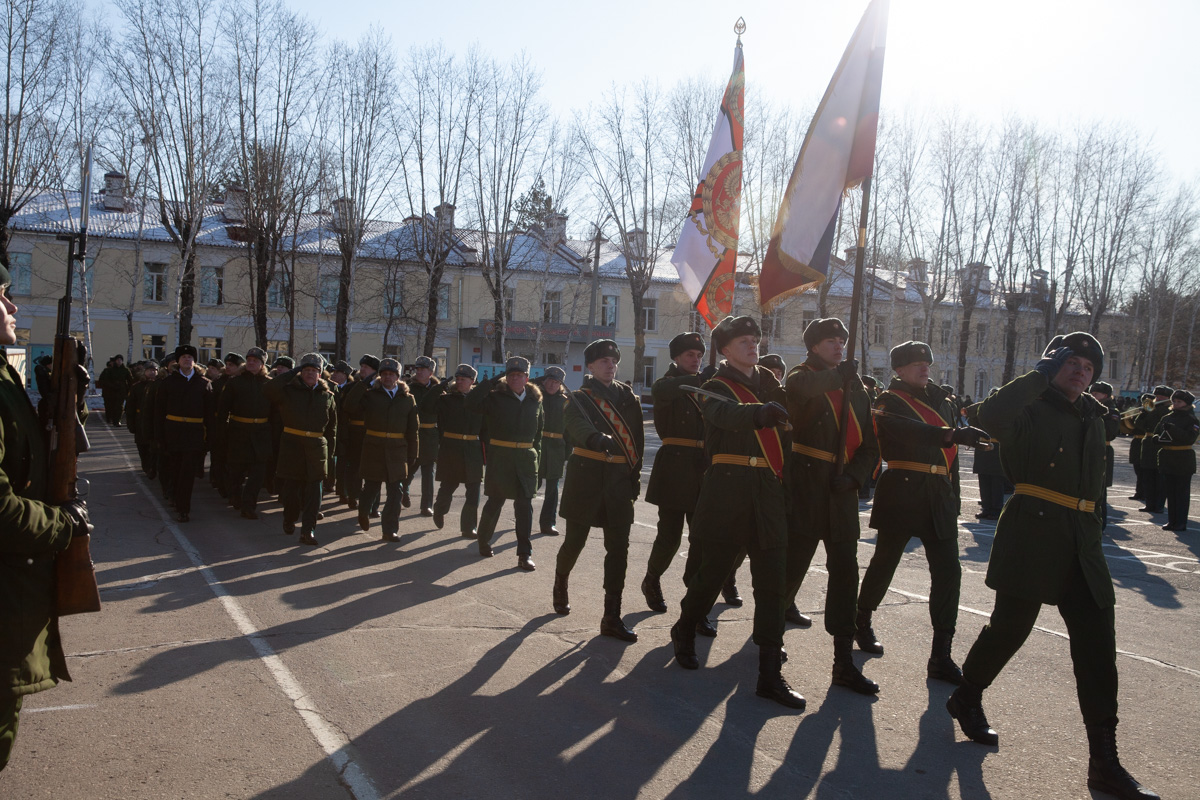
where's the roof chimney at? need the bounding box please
[103,171,126,211]
[625,227,647,263]
[434,202,455,234]
[332,197,354,233]
[223,182,246,224]
[545,212,567,247]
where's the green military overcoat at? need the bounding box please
[217,369,273,465]
[1155,407,1199,476]
[560,376,643,527]
[155,370,213,452]
[351,382,419,484]
[435,388,484,484]
[97,364,132,404]
[645,365,706,512]
[538,384,568,483]
[979,371,1114,608]
[269,373,337,482]
[467,376,542,499]
[410,377,443,467]
[1137,401,1171,469]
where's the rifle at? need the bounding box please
[49,145,101,616]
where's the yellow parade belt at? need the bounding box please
[1135,433,1149,439]
[166,414,203,424]
[1013,483,1095,513]
[283,427,324,439]
[887,460,948,476]
[228,415,268,424]
[491,439,533,449]
[791,442,835,463]
[662,437,704,448]
[711,453,773,469]
[1160,445,1194,451]
[419,423,437,429]
[542,432,564,439]
[443,432,479,441]
[571,446,626,464]
[366,430,405,439]
[349,419,365,426]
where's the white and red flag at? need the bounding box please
[671,42,744,329]
[759,0,890,309]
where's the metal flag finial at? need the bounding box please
[734,17,746,43]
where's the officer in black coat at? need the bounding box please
[1156,389,1198,532]
[154,345,214,522]
[1088,381,1120,529]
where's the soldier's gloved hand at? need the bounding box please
[587,432,617,454]
[1034,346,1073,380]
[754,401,790,428]
[630,476,641,499]
[947,426,988,446]
[60,499,94,538]
[829,474,859,493]
[835,359,859,381]
[698,364,717,382]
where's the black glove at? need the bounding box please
[60,499,93,538]
[1034,346,1072,380]
[698,364,717,382]
[948,426,988,446]
[835,358,859,381]
[754,401,790,428]
[587,432,617,454]
[829,474,859,493]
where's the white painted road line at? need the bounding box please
[24,704,97,714]
[104,426,380,800]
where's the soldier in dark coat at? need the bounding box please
[642,332,707,615]
[967,389,1006,521]
[555,340,644,641]
[1156,389,1198,532]
[340,355,378,511]
[127,361,159,474]
[406,355,443,515]
[268,354,337,546]
[264,355,293,495]
[97,354,133,425]
[349,358,419,542]
[948,333,1160,800]
[1137,385,1174,514]
[468,357,543,570]
[668,317,804,710]
[208,352,243,497]
[432,364,485,538]
[33,355,52,397]
[536,365,568,536]
[1089,381,1120,529]
[0,264,91,771]
[327,360,353,499]
[784,318,880,695]
[855,341,986,684]
[217,348,272,519]
[154,345,214,523]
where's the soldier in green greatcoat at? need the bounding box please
[406,355,444,516]
[1155,389,1198,532]
[97,353,133,425]
[641,332,707,615]
[784,318,880,696]
[1088,381,1120,529]
[340,355,378,511]
[327,360,354,500]
[554,340,644,640]
[855,341,986,684]
[127,361,159,475]
[467,357,543,570]
[349,358,419,542]
[264,355,293,495]
[155,345,214,523]
[432,364,485,538]
[668,316,804,711]
[1137,385,1173,514]
[948,333,1160,800]
[0,263,91,771]
[218,347,273,519]
[967,389,1007,521]
[535,365,568,536]
[208,352,243,498]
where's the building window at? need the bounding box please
[642,355,656,387]
[542,290,561,324]
[975,323,987,349]
[761,314,776,340]
[71,258,95,300]
[438,284,450,321]
[912,317,924,340]
[503,286,516,320]
[801,309,816,331]
[382,281,403,320]
[319,274,339,314]
[601,294,619,327]
[544,351,563,365]
[975,370,990,400]
[197,336,222,364]
[142,334,167,361]
[144,261,168,303]
[940,319,952,348]
[8,252,31,295]
[267,274,290,309]
[319,341,336,363]
[640,298,657,332]
[687,308,706,331]
[266,340,288,362]
[872,318,887,345]
[200,266,224,306]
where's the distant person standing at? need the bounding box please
[1155,389,1198,532]
[1136,385,1173,514]
[536,366,568,536]
[97,354,133,425]
[269,354,337,546]
[155,345,213,523]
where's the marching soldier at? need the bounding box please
[264,355,294,495]
[555,340,644,640]
[97,353,133,426]
[0,263,92,771]
[668,317,804,710]
[155,345,214,523]
[1156,389,1198,532]
[468,357,543,570]
[855,341,986,684]
[328,360,354,500]
[209,352,243,497]
[536,366,568,536]
[1088,381,1121,529]
[149,353,176,488]
[758,353,786,383]
[407,355,443,515]
[642,332,708,615]
[217,347,272,519]
[432,365,485,538]
[340,355,379,511]
[33,354,53,396]
[1127,394,1152,503]
[350,358,418,542]
[783,318,880,695]
[1136,385,1173,514]
[126,361,159,474]
[968,389,1006,521]
[948,334,1160,800]
[268,353,337,546]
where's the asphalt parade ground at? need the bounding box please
[3,423,1198,799]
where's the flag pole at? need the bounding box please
[834,176,872,476]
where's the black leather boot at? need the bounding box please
[785,602,812,627]
[1086,718,1161,799]
[755,645,805,710]
[927,629,964,685]
[946,681,998,745]
[641,572,667,613]
[855,608,884,654]
[721,574,743,607]
[552,572,570,615]
[671,621,698,669]
[600,592,637,642]
[832,635,880,695]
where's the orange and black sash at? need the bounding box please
[579,388,639,472]
[712,376,786,479]
[795,364,864,463]
[887,388,957,470]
